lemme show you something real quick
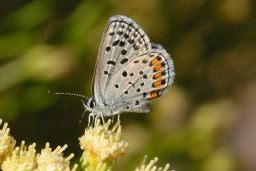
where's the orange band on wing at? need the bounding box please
[153,80,162,88]
[150,58,162,73]
[151,58,159,65]
[150,90,158,99]
[154,64,162,72]
[153,72,162,79]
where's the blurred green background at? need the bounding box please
[0,0,256,170]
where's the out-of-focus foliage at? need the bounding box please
[0,0,255,171]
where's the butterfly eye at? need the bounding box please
[87,98,96,108]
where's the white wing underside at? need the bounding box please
[92,15,174,114]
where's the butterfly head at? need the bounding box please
[84,97,117,116]
[87,97,96,109]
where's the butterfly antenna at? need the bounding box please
[48,90,89,100]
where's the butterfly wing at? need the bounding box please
[105,47,175,113]
[92,15,151,106]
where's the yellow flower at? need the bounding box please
[79,119,128,170]
[0,119,16,165]
[1,141,77,171]
[1,141,37,171]
[37,142,77,171]
[135,156,171,171]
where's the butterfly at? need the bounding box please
[84,15,175,118]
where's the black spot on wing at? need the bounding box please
[117,31,123,35]
[161,62,166,67]
[162,70,166,76]
[143,92,147,98]
[133,32,138,38]
[161,79,166,85]
[105,46,111,52]
[120,58,128,64]
[128,39,135,44]
[104,71,111,75]
[122,71,127,77]
[124,33,129,39]
[107,60,116,65]
[112,40,120,46]
[121,49,127,55]
[119,41,125,47]
[156,56,162,61]
[133,44,140,50]
[142,59,148,63]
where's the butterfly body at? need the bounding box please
[85,15,175,117]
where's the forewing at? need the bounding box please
[92,15,151,105]
[105,47,175,113]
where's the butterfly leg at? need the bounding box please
[111,112,120,124]
[88,112,95,127]
[94,112,99,126]
[93,112,105,125]
[100,112,105,124]
[117,113,120,125]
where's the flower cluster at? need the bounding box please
[0,120,77,171]
[79,119,128,170]
[0,118,172,171]
[1,141,37,170]
[37,143,76,171]
[0,119,16,165]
